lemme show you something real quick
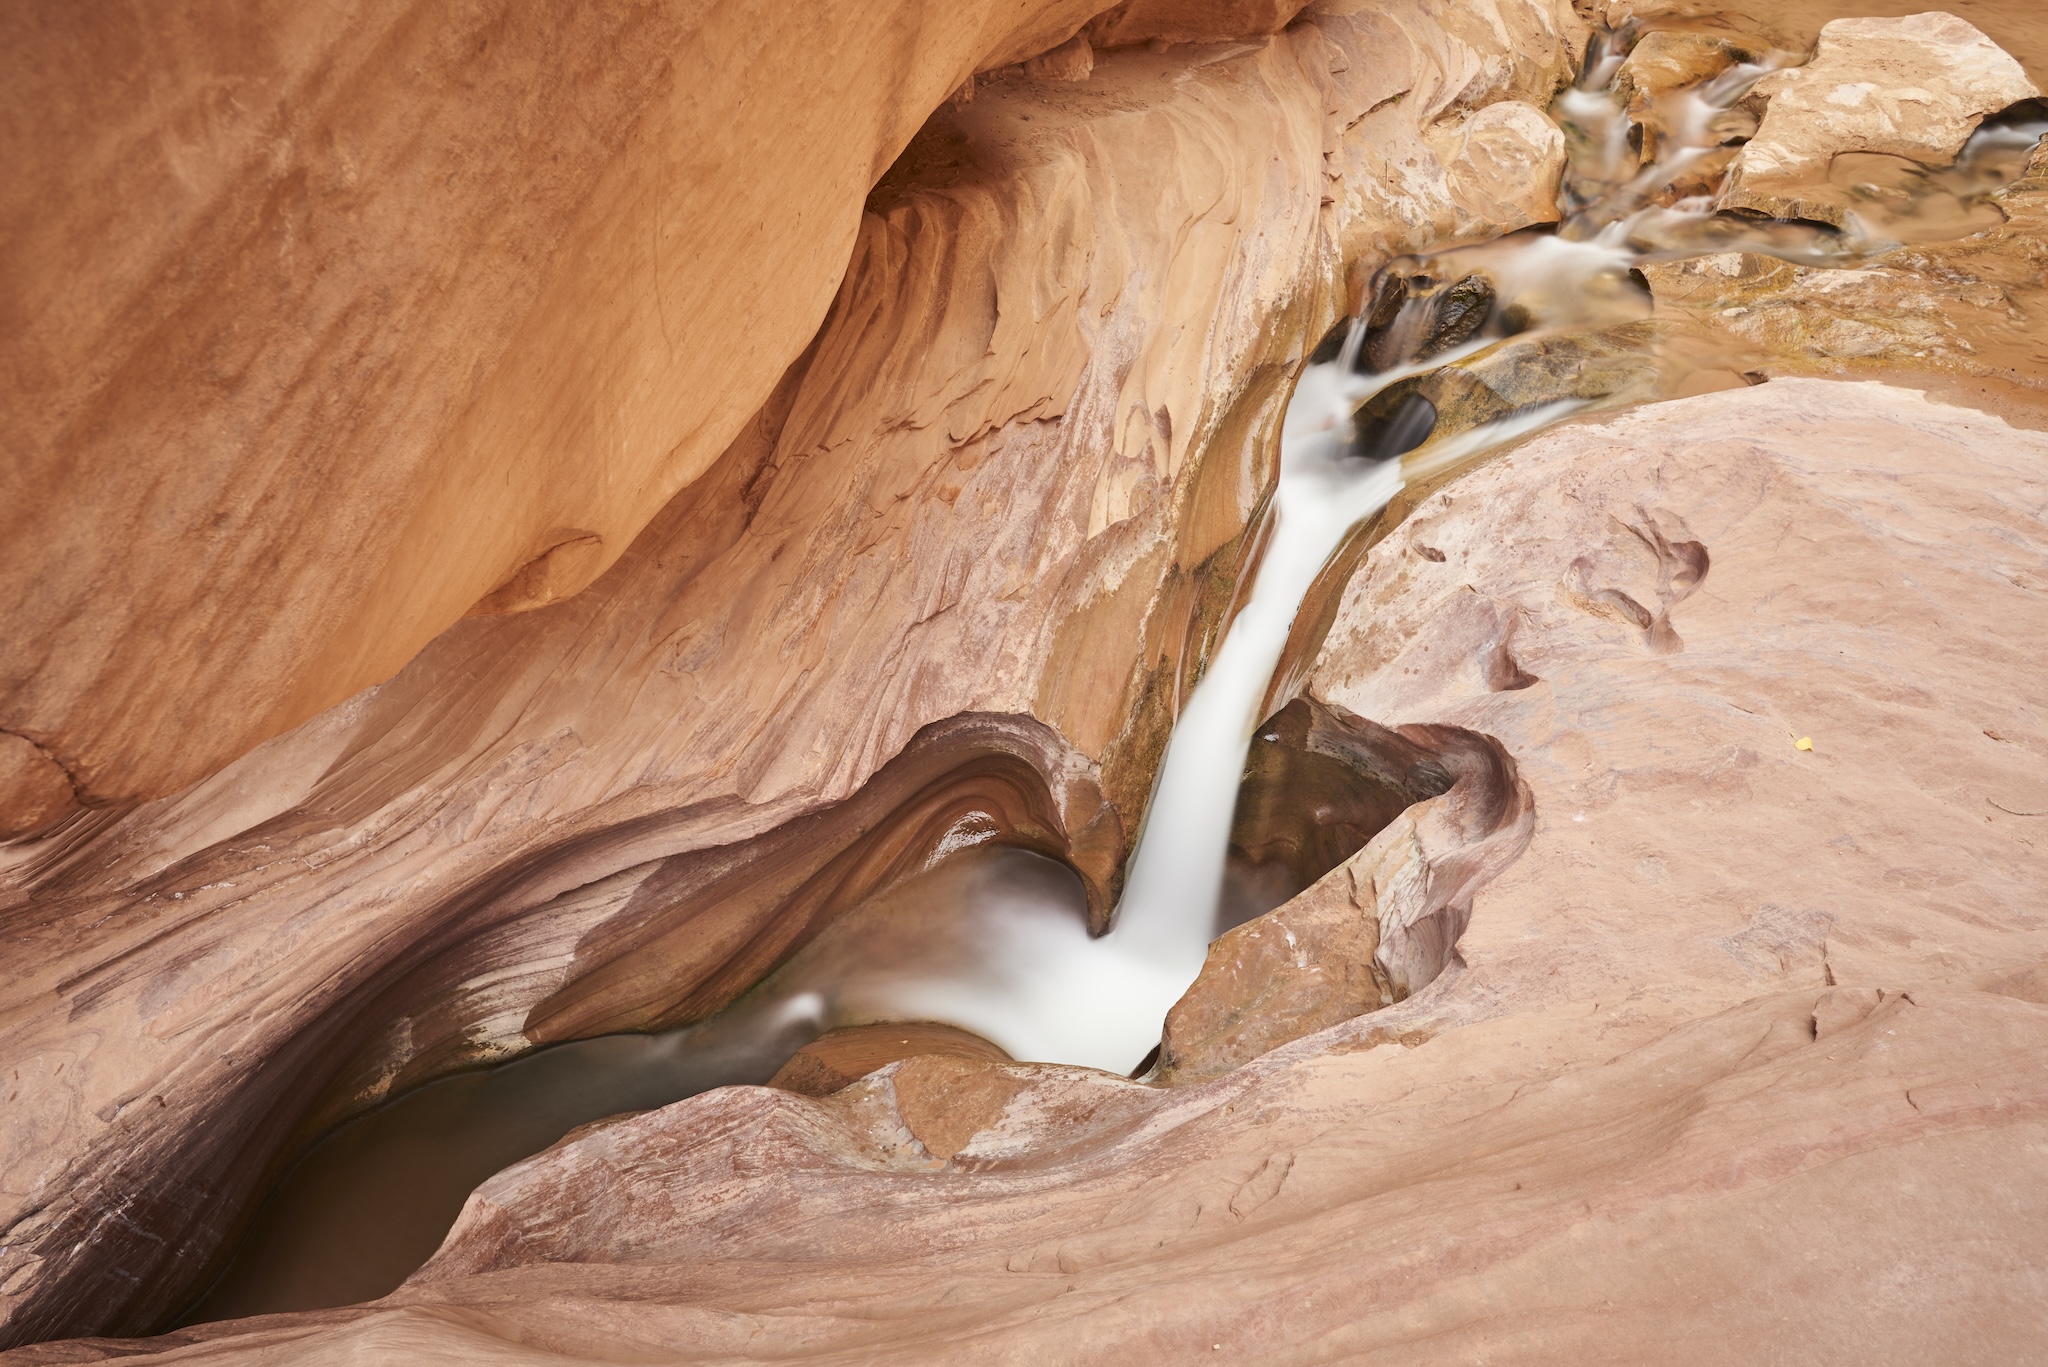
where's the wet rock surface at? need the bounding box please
[1720,12,2037,221]
[1358,316,1668,446]
[1647,136,2048,387]
[768,1023,1012,1097]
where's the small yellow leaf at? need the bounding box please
[1794,736,1813,751]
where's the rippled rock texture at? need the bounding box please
[9,0,2048,1359]
[17,378,2045,1364]
[0,0,1585,1345]
[3,0,1113,818]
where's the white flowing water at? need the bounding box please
[801,364,1580,1073]
[809,22,2048,1071]
[190,22,2048,1325]
[769,33,1816,1073]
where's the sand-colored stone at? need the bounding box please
[1084,0,1313,49]
[768,1023,1011,1098]
[1423,100,1569,234]
[1720,12,2037,220]
[1604,0,2048,85]
[0,737,77,842]
[17,380,2045,1363]
[1619,27,1762,106]
[1,0,1134,815]
[1314,0,1579,272]
[0,3,1588,1344]
[1025,32,1097,83]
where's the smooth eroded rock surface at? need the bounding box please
[11,378,2042,1364]
[0,0,1118,811]
[768,1023,1012,1098]
[1721,11,2037,219]
[0,0,1587,1343]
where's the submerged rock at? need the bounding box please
[1354,317,1669,451]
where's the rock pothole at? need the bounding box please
[1163,702,1535,1083]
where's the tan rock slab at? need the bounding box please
[1424,100,1568,235]
[768,1022,1011,1098]
[1721,12,2037,221]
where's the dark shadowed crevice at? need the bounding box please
[1162,698,1534,1084]
[1218,697,1451,937]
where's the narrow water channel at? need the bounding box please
[181,1015,815,1324]
[181,19,2048,1327]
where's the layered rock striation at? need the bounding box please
[0,0,1585,1344]
[1,0,1108,819]
[15,378,2045,1364]
[8,1,2048,1359]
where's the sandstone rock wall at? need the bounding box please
[0,0,1584,1344]
[0,0,1114,819]
[22,379,2045,1364]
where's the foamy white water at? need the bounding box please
[1109,345,1573,975]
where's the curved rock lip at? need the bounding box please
[53,376,2047,1366]
[517,710,1123,1047]
[1161,706,1537,1084]
[1,3,1596,1343]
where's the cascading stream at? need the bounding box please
[815,366,1571,1073]
[805,23,1924,1072]
[184,21,2048,1323]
